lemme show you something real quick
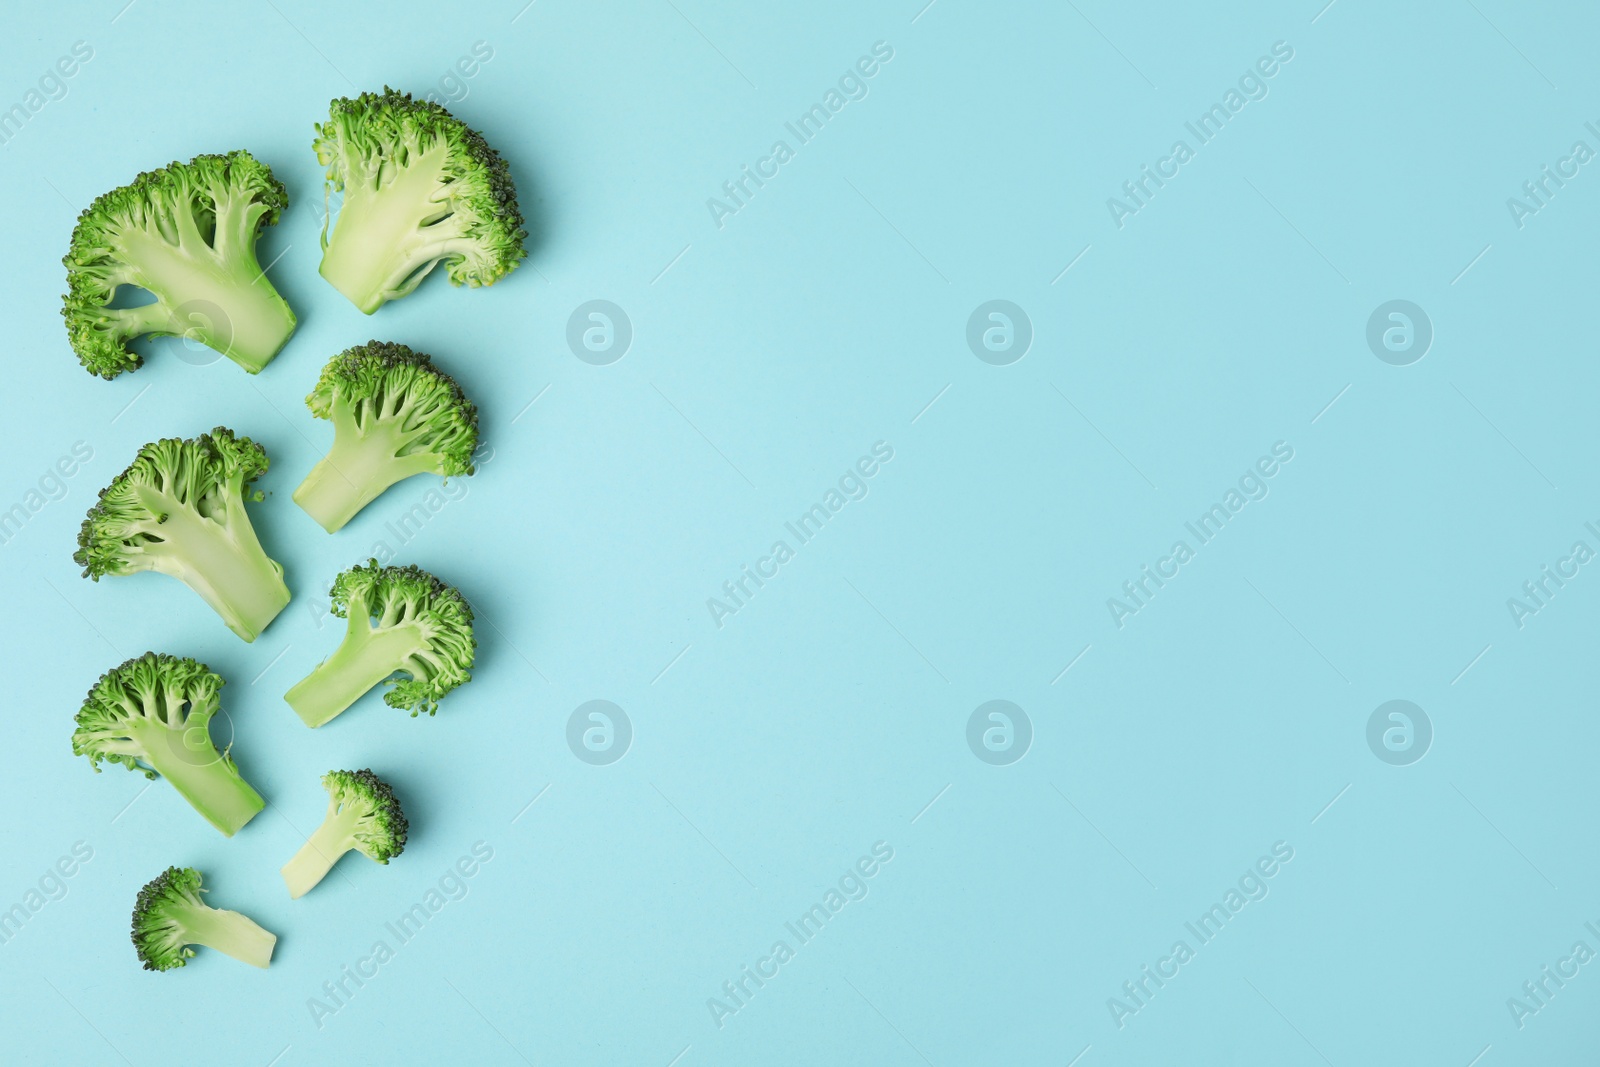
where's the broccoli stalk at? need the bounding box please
[292,341,479,532]
[112,715,262,835]
[76,428,290,642]
[133,867,276,970]
[285,561,475,727]
[73,653,265,836]
[293,422,450,533]
[281,770,408,898]
[314,88,526,313]
[284,610,438,723]
[62,151,296,379]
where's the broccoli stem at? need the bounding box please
[281,803,360,897]
[129,718,264,836]
[292,424,445,533]
[285,620,428,727]
[151,507,290,642]
[175,902,276,968]
[118,227,295,373]
[318,141,456,314]
[108,300,174,340]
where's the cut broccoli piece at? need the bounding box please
[75,427,290,642]
[62,151,297,379]
[292,341,479,532]
[314,87,526,313]
[281,769,408,898]
[284,560,475,727]
[132,866,276,971]
[73,653,265,836]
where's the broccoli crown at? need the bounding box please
[323,769,409,862]
[131,866,209,971]
[74,427,269,580]
[330,559,476,715]
[72,652,223,775]
[315,87,526,290]
[62,151,291,379]
[307,341,479,477]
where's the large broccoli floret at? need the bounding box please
[314,87,527,313]
[73,653,265,836]
[284,560,475,727]
[292,341,479,532]
[75,427,290,642]
[132,866,276,971]
[281,769,408,898]
[62,151,297,379]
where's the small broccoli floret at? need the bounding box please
[132,866,276,971]
[280,769,408,898]
[284,560,475,727]
[314,87,526,313]
[292,341,479,532]
[73,653,265,836]
[62,151,297,378]
[75,427,290,642]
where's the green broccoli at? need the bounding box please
[314,87,526,313]
[284,560,475,727]
[75,427,290,642]
[132,866,276,971]
[292,341,479,532]
[62,151,297,379]
[281,769,408,898]
[72,653,265,836]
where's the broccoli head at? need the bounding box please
[284,560,475,727]
[75,427,290,642]
[280,769,408,898]
[314,87,527,313]
[292,341,479,532]
[62,150,297,379]
[72,653,265,836]
[132,866,276,971]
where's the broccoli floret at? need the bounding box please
[280,769,408,898]
[314,87,526,313]
[62,151,297,379]
[132,866,276,971]
[75,427,290,642]
[73,653,265,836]
[284,560,475,727]
[292,341,479,532]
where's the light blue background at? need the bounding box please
[2,0,1596,1063]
